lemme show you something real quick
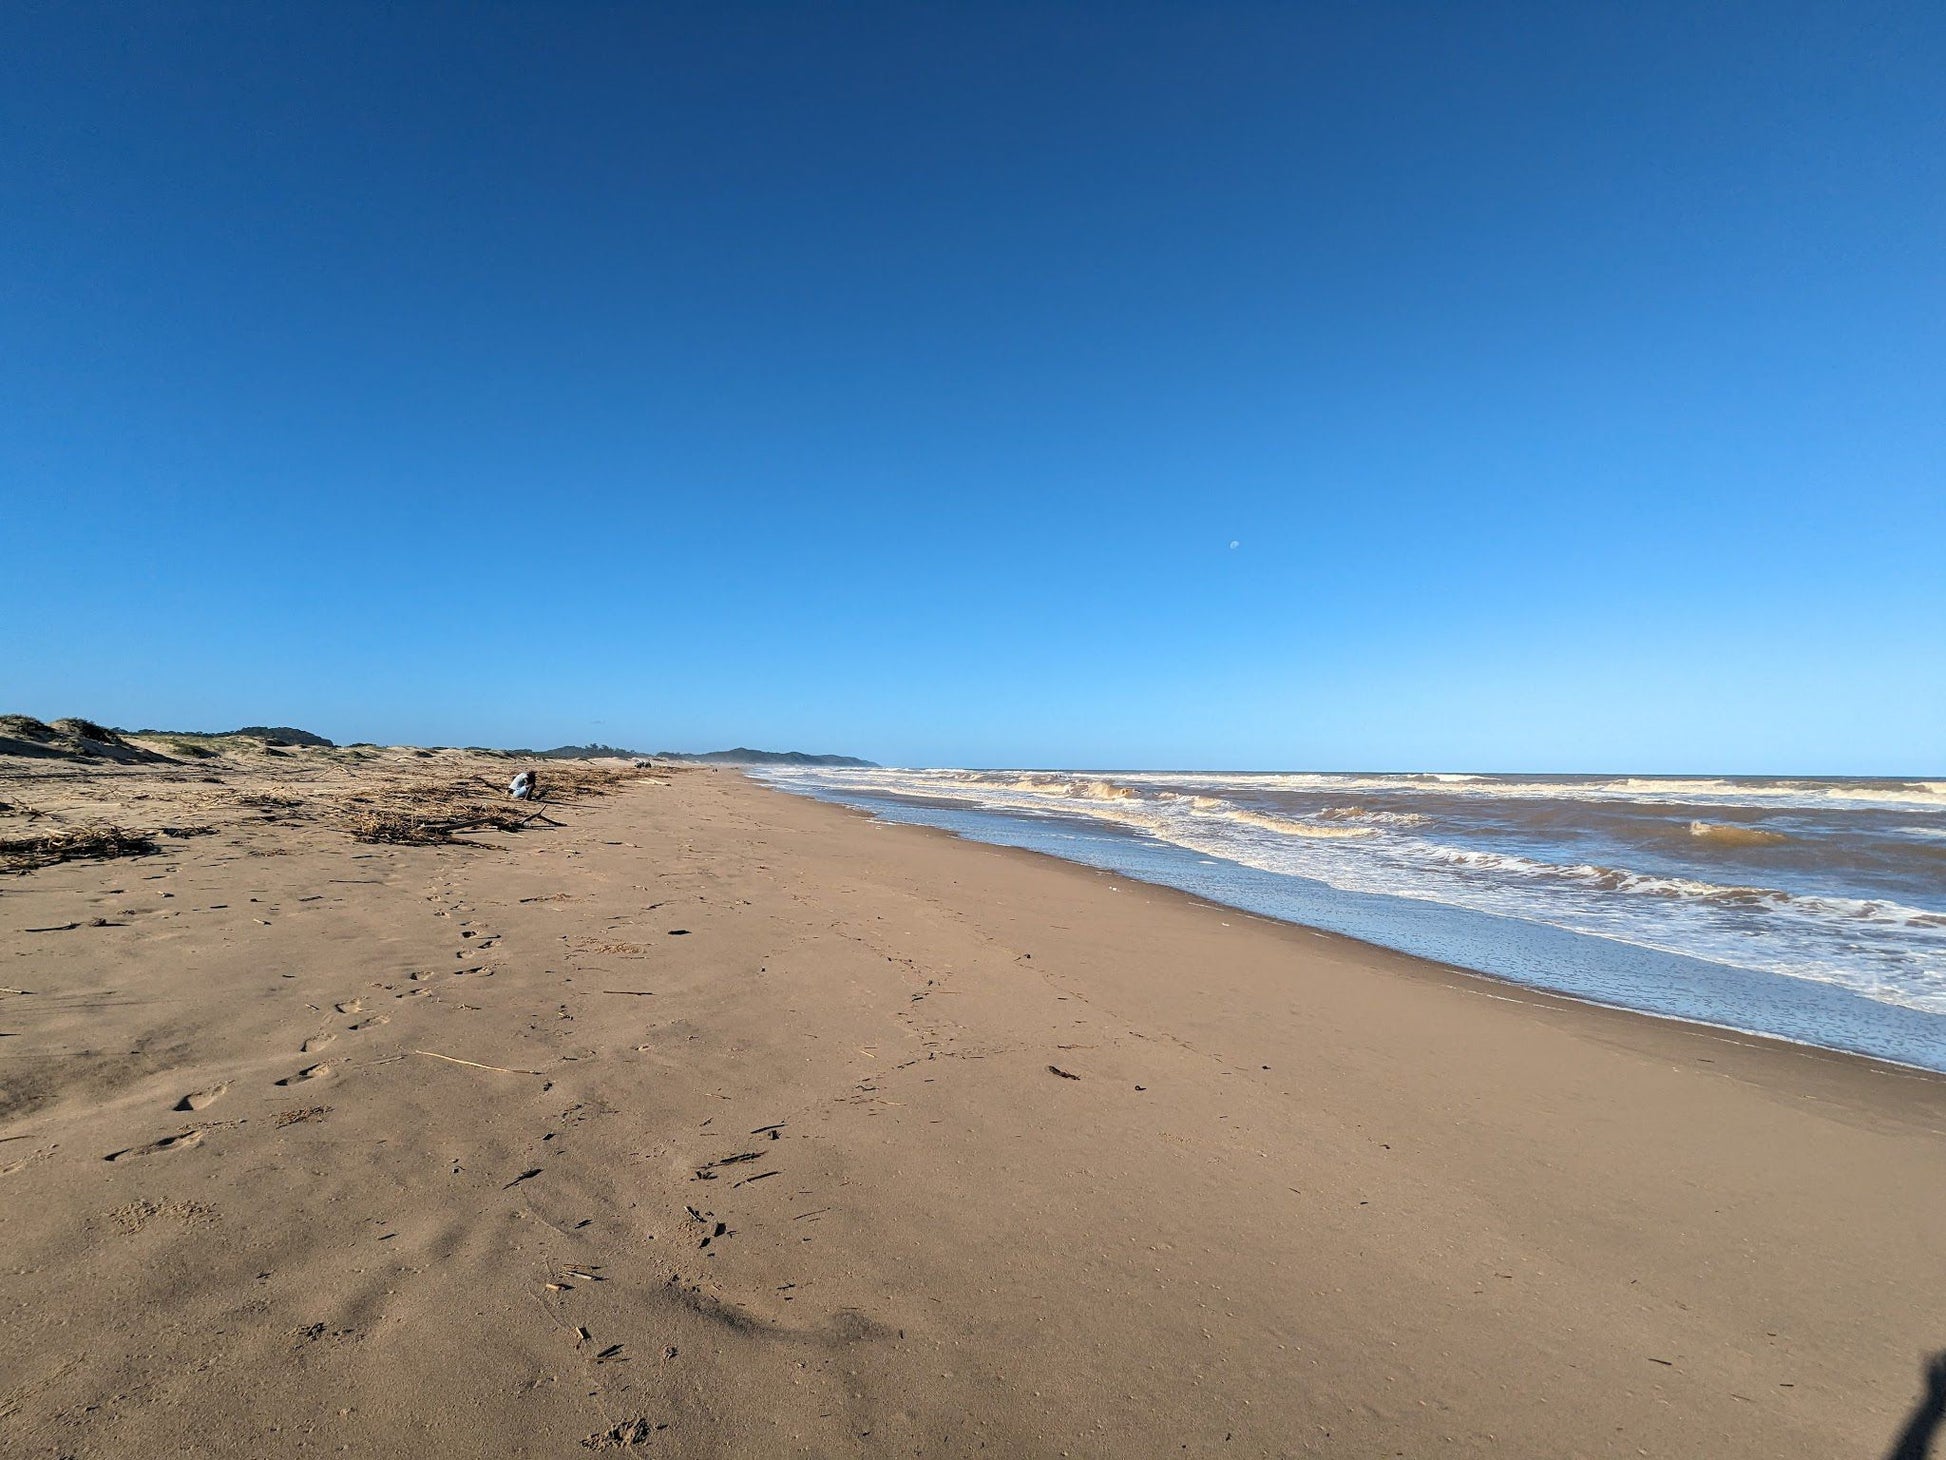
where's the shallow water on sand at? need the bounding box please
[756,768,1946,1072]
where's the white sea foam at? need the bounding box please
[1226,809,1373,839]
[1072,770,1946,813]
[758,764,1946,1016]
[1316,805,1429,827]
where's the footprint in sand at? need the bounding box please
[277,1063,333,1086]
[350,1015,389,1031]
[175,1084,228,1112]
[106,1129,204,1161]
[1,1144,59,1177]
[335,1000,363,1015]
[301,1034,336,1054]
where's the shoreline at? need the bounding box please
[4,753,1944,1456]
[762,774,1946,1080]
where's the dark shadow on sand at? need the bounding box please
[1885,1353,1946,1460]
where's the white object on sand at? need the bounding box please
[509,771,534,801]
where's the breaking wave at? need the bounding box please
[1687,821,1792,847]
[1315,805,1429,827]
[1227,809,1373,839]
[1117,772,1946,813]
[1426,847,1943,928]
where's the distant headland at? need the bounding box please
[530,743,878,768]
[0,715,875,770]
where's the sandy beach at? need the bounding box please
[3,744,1944,1458]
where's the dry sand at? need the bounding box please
[2,746,1944,1457]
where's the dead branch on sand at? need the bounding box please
[0,825,160,874]
[332,761,652,846]
[338,803,553,845]
[413,1049,546,1076]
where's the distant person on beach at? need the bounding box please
[509,769,536,801]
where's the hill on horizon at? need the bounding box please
[0,714,874,769]
[520,743,876,768]
[661,747,877,768]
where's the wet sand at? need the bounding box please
[3,752,1944,1457]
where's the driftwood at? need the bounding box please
[339,804,555,845]
[0,826,159,874]
[333,761,645,845]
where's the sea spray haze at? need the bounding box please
[759,768,1946,1071]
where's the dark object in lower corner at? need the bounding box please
[1886,1351,1946,1460]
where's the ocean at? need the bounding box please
[752,767,1946,1073]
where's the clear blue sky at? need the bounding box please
[6,3,1941,771]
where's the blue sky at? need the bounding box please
[5,3,1941,771]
